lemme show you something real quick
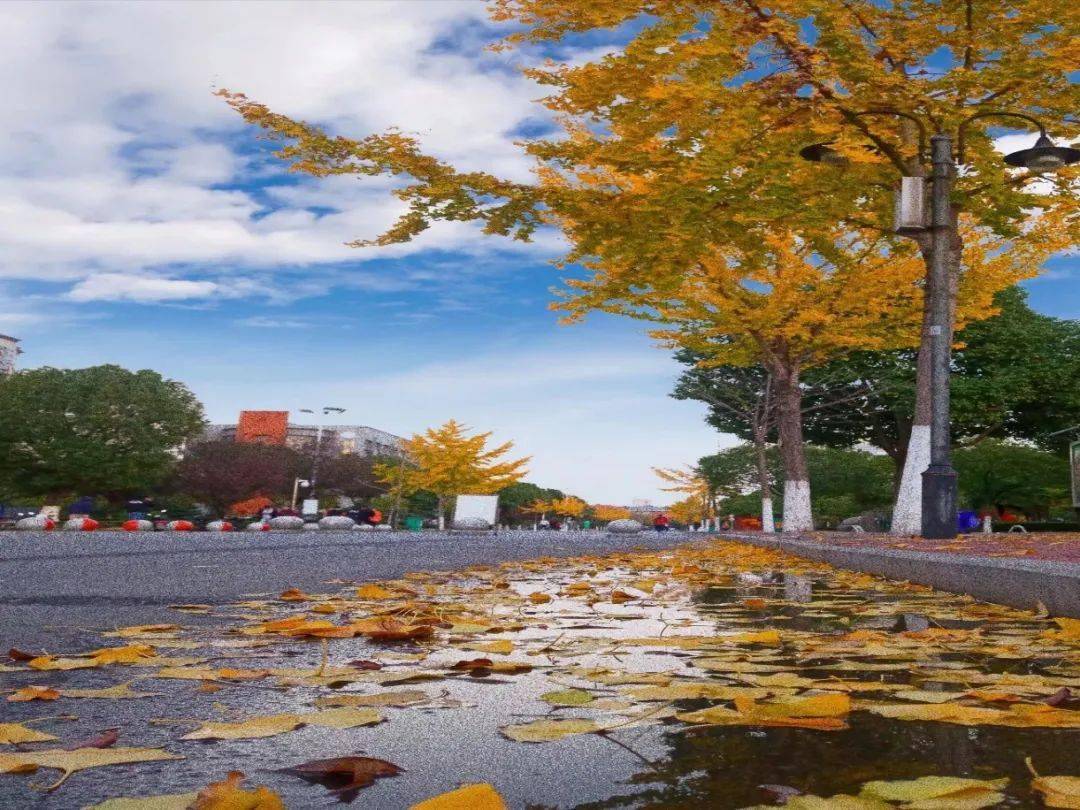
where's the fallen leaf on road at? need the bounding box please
[282,755,402,796]
[410,782,507,809]
[1028,757,1080,809]
[528,592,552,604]
[85,792,198,809]
[540,688,594,706]
[858,776,1008,808]
[279,588,314,602]
[742,794,889,809]
[181,713,303,741]
[190,771,283,809]
[315,690,429,708]
[154,666,269,681]
[463,640,514,655]
[677,694,851,731]
[59,683,161,700]
[27,656,98,671]
[0,746,181,791]
[8,685,60,702]
[8,648,39,661]
[88,645,157,665]
[64,728,119,750]
[356,584,397,600]
[0,723,57,744]
[501,718,601,743]
[302,707,384,729]
[352,617,435,642]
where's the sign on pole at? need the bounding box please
[454,495,498,529]
[302,498,320,517]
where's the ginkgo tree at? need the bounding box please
[654,466,717,528]
[222,0,1077,533]
[375,420,529,530]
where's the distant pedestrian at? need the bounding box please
[653,512,670,533]
[260,505,276,523]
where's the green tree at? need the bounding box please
[700,444,893,528]
[497,482,566,526]
[0,365,204,501]
[953,439,1071,520]
[799,287,1080,480]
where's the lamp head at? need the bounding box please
[1004,133,1080,171]
[798,143,847,166]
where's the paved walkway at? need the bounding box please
[721,531,1080,618]
[800,530,1080,563]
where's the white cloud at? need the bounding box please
[0,1,559,298]
[68,273,221,302]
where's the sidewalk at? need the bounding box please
[721,531,1080,618]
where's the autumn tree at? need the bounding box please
[376,420,529,529]
[548,496,587,520]
[174,439,305,517]
[222,0,1077,532]
[654,466,717,527]
[589,504,631,524]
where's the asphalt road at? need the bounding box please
[0,528,692,650]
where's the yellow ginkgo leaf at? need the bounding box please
[409,782,507,810]
[356,583,397,600]
[315,690,429,708]
[527,592,552,604]
[181,713,303,741]
[190,771,284,810]
[500,718,601,743]
[859,776,1008,809]
[1031,775,1080,809]
[89,645,157,665]
[0,746,182,791]
[7,685,60,702]
[301,707,384,729]
[540,688,594,706]
[463,640,514,655]
[60,683,162,700]
[28,656,98,671]
[86,793,198,809]
[743,796,890,810]
[0,722,57,744]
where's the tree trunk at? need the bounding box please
[753,425,775,533]
[774,366,812,532]
[437,495,445,530]
[891,223,962,535]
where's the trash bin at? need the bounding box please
[404,516,423,532]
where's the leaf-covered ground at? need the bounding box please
[797,531,1080,563]
[2,539,1078,808]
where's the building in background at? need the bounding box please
[0,334,21,376]
[205,410,404,458]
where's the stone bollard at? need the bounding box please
[122,519,155,532]
[206,520,234,532]
[246,521,270,532]
[63,517,99,531]
[318,515,356,531]
[167,520,195,531]
[607,519,643,534]
[268,516,305,531]
[16,516,56,531]
[982,515,993,534]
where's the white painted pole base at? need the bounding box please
[761,497,775,533]
[782,481,813,532]
[892,424,930,536]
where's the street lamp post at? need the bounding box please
[800,112,1078,539]
[298,406,346,498]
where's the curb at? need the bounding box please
[717,532,1080,618]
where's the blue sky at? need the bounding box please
[1,2,1075,503]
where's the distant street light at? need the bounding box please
[298,406,347,497]
[799,109,1078,539]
